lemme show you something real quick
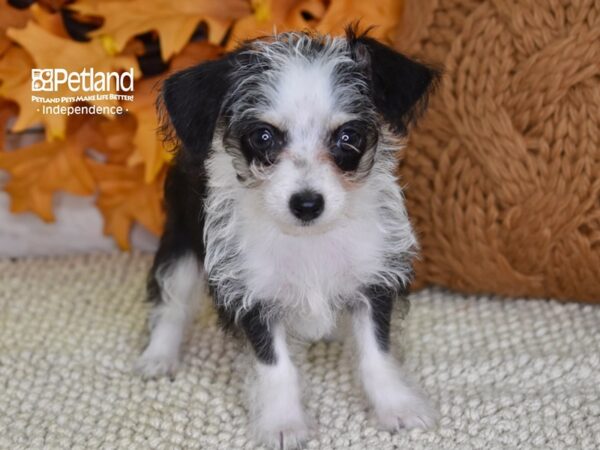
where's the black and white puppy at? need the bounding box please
[137,27,439,448]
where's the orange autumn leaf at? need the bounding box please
[316,0,404,44]
[0,0,30,31]
[89,161,165,249]
[72,0,251,61]
[0,100,18,150]
[6,21,139,140]
[227,0,326,49]
[0,0,30,58]
[0,118,99,221]
[92,114,137,165]
[125,76,167,182]
[36,0,70,11]
[127,41,222,183]
[29,4,71,38]
[169,40,224,72]
[0,35,10,58]
[0,45,67,143]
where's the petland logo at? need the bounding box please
[31,68,135,116]
[31,68,134,92]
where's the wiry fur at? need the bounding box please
[204,126,416,339]
[138,27,440,448]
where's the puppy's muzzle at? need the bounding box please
[289,190,324,222]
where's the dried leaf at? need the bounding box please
[0,99,18,150]
[73,0,250,60]
[126,41,222,182]
[227,0,326,48]
[170,40,223,72]
[89,161,165,249]
[30,4,70,38]
[92,114,137,164]
[0,46,68,140]
[0,117,99,221]
[125,77,167,183]
[36,0,70,11]
[5,21,139,139]
[0,0,30,57]
[0,0,31,32]
[316,0,404,44]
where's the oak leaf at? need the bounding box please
[0,0,30,57]
[316,0,404,44]
[91,114,137,165]
[126,41,222,182]
[0,117,99,221]
[0,99,18,150]
[0,0,31,33]
[72,0,251,60]
[0,45,69,141]
[227,0,326,49]
[88,160,164,250]
[29,4,71,38]
[6,21,139,139]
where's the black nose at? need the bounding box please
[289,190,324,222]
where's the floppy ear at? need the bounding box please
[351,34,441,134]
[160,55,234,161]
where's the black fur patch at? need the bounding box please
[146,162,208,303]
[235,121,287,167]
[160,51,239,167]
[238,304,277,364]
[362,282,411,352]
[329,120,378,172]
[347,27,441,135]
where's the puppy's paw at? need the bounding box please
[135,347,179,380]
[252,398,310,449]
[375,391,438,431]
[254,418,310,450]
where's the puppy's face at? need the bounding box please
[162,29,439,234]
[223,46,379,234]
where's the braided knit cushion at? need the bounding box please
[397,0,600,302]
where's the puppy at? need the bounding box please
[137,27,440,448]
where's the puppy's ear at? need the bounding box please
[160,55,234,161]
[348,30,441,134]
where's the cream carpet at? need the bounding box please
[0,253,599,449]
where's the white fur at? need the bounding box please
[136,254,204,378]
[249,324,309,449]
[352,307,438,429]
[229,35,364,125]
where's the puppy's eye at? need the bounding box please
[248,128,274,151]
[336,127,364,152]
[239,124,284,166]
[330,122,375,172]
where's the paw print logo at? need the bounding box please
[31,69,54,92]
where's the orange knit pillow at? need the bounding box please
[397,0,600,302]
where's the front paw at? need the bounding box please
[375,390,438,430]
[135,346,179,380]
[254,418,310,450]
[251,397,310,450]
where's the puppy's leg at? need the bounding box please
[240,306,309,449]
[136,252,204,379]
[352,285,437,430]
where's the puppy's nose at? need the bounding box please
[289,190,324,222]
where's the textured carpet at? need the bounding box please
[0,253,599,449]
